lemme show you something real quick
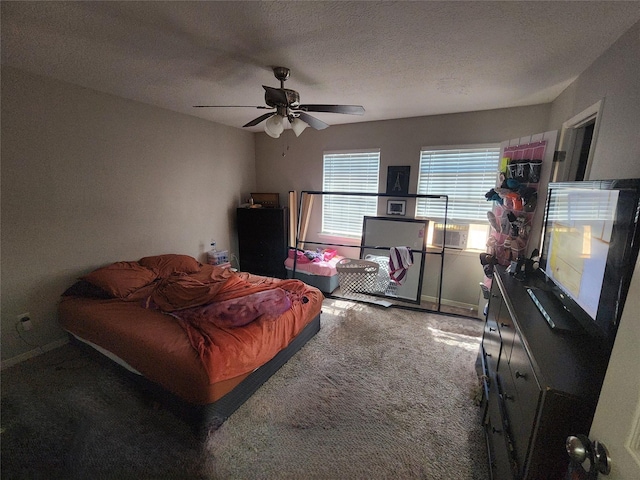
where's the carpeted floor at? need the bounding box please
[1,298,488,479]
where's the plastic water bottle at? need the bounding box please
[207,241,217,265]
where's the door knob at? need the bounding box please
[592,441,612,475]
[566,434,590,464]
[566,434,611,478]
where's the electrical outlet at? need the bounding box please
[17,312,33,331]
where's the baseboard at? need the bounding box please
[421,295,477,314]
[1,337,69,370]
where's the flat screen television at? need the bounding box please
[538,178,640,346]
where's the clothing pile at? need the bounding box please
[484,177,537,213]
[288,248,337,264]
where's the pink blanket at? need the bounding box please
[285,254,343,277]
[171,288,291,329]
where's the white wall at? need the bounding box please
[255,105,552,202]
[1,67,256,362]
[254,105,552,307]
[549,21,640,180]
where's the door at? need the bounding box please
[586,255,640,478]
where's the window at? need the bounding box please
[322,150,380,237]
[416,146,500,223]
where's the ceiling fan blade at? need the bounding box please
[193,105,272,109]
[297,104,365,115]
[243,111,276,128]
[263,85,289,106]
[297,112,329,130]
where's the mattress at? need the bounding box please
[284,253,343,293]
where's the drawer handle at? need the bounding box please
[501,393,514,401]
[491,294,499,298]
[500,322,510,328]
[485,352,492,357]
[489,327,496,332]
[515,371,527,380]
[492,426,502,434]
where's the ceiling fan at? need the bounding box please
[194,66,365,138]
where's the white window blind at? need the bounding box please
[416,146,500,222]
[322,150,380,237]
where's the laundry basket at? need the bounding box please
[336,258,379,294]
[364,254,392,293]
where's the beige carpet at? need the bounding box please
[1,298,488,479]
[203,299,488,479]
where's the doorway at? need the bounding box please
[572,120,595,181]
[554,100,602,182]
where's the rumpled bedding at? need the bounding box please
[137,267,315,383]
[61,257,323,387]
[144,269,299,324]
[165,275,316,383]
[171,288,291,329]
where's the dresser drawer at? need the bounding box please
[508,332,542,471]
[498,362,532,472]
[496,301,515,362]
[485,391,515,480]
[497,347,518,438]
[483,318,501,378]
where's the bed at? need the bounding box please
[58,254,323,432]
[284,248,343,293]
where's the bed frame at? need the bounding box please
[70,312,321,436]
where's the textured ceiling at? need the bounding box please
[3,1,640,132]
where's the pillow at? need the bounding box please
[138,254,201,278]
[81,261,158,299]
[62,280,113,299]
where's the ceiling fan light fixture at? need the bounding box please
[290,117,309,137]
[195,67,364,134]
[264,114,284,138]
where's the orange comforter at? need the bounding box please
[58,267,323,404]
[162,274,320,383]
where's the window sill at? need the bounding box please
[426,245,484,255]
[313,235,484,258]
[317,233,362,246]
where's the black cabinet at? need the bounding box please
[237,207,288,279]
[478,268,610,479]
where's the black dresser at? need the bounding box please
[236,207,289,279]
[478,267,611,479]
